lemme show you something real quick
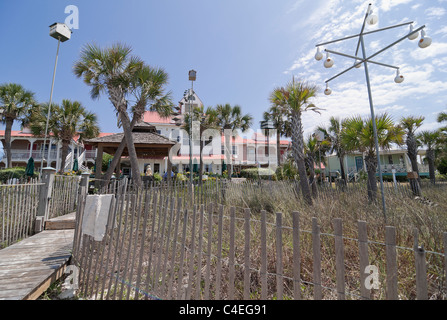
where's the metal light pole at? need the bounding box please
[315,3,432,220]
[188,70,196,187]
[42,23,72,173]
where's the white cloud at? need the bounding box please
[379,0,415,12]
[425,7,447,18]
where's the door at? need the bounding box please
[355,156,363,172]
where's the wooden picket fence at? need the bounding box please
[48,175,81,219]
[71,179,447,300]
[0,179,43,249]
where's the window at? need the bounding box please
[156,130,161,135]
[388,155,393,164]
[232,145,237,155]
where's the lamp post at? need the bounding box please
[41,23,72,173]
[315,3,432,220]
[188,70,196,187]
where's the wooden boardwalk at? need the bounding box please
[0,214,75,300]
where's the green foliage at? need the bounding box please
[0,167,37,182]
[240,168,275,180]
[438,158,447,175]
[153,172,162,181]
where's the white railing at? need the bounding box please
[10,149,57,161]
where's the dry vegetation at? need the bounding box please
[74,179,447,300]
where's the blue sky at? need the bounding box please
[1,0,447,158]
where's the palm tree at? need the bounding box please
[0,83,35,168]
[418,130,444,185]
[263,104,292,166]
[182,105,219,184]
[215,104,253,177]
[28,100,100,173]
[304,134,319,198]
[342,113,404,202]
[438,112,447,132]
[269,78,321,205]
[317,116,348,184]
[100,64,173,186]
[400,116,424,184]
[73,42,145,186]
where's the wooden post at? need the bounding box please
[333,218,345,300]
[260,210,268,300]
[244,208,251,300]
[276,212,283,300]
[312,218,322,300]
[358,220,371,300]
[292,211,301,300]
[413,228,428,300]
[35,167,56,233]
[385,226,398,300]
[95,145,103,189]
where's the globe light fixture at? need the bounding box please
[314,3,433,220]
[366,9,378,25]
[408,24,419,40]
[418,29,432,48]
[394,69,404,83]
[324,83,332,95]
[315,47,323,61]
[324,52,334,68]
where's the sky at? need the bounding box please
[1,0,447,157]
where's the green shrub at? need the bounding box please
[240,168,275,180]
[0,167,38,182]
[153,172,162,181]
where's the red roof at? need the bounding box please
[143,111,175,124]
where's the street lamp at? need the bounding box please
[188,70,196,186]
[41,23,72,173]
[314,3,432,220]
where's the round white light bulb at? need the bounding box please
[354,59,362,68]
[324,84,332,95]
[394,70,404,83]
[408,25,419,41]
[315,47,323,61]
[367,10,378,25]
[418,30,432,48]
[324,52,334,68]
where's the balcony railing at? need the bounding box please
[9,149,58,161]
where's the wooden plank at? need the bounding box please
[333,218,345,300]
[312,218,322,300]
[358,220,370,300]
[228,207,236,300]
[413,228,428,300]
[276,212,283,300]
[385,226,398,300]
[444,232,447,295]
[244,208,251,300]
[260,210,268,300]
[215,204,224,300]
[0,229,73,300]
[292,212,301,300]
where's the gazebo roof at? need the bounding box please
[85,121,175,146]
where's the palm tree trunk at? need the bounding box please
[60,140,70,174]
[364,154,378,202]
[291,110,312,205]
[427,149,436,185]
[306,156,318,198]
[407,134,421,184]
[119,110,142,187]
[4,118,13,168]
[199,136,204,186]
[338,155,347,184]
[277,132,281,166]
[101,115,140,188]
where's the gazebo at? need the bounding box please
[84,121,177,180]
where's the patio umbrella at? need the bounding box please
[193,158,198,173]
[25,157,35,177]
[72,158,79,172]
